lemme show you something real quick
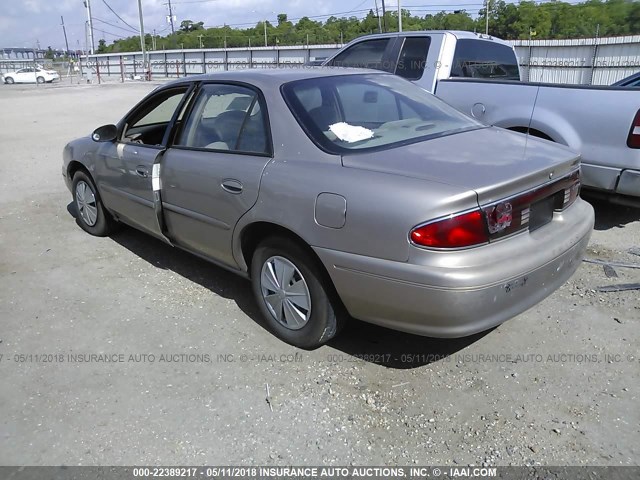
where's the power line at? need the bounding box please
[93,26,128,38]
[166,0,221,3]
[101,0,138,32]
[93,17,139,34]
[204,8,375,29]
[350,0,373,11]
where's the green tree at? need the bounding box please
[100,1,640,53]
[179,20,204,32]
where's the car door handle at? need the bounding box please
[221,179,243,194]
[135,166,149,178]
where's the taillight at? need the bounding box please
[627,109,640,148]
[562,177,580,209]
[411,170,580,249]
[410,210,488,249]
[485,201,514,234]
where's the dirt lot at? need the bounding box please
[0,81,638,466]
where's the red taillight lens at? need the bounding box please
[628,109,640,149]
[410,210,488,248]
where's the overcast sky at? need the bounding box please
[0,0,482,50]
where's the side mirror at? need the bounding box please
[91,124,118,142]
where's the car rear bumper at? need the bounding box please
[313,198,594,338]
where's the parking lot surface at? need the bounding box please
[0,81,638,466]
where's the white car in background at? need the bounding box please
[2,67,60,84]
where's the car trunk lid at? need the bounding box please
[341,127,580,205]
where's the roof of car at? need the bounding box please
[338,30,514,47]
[161,67,389,88]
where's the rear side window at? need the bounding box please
[329,38,391,70]
[395,37,431,80]
[451,39,520,81]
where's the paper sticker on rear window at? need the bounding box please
[329,122,374,143]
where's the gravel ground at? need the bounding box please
[0,81,638,466]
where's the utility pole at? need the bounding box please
[374,0,382,34]
[485,0,490,35]
[152,29,157,50]
[60,16,70,57]
[167,0,175,34]
[84,21,90,80]
[137,0,147,79]
[264,19,268,47]
[83,0,95,54]
[398,0,402,32]
[381,0,387,33]
[198,34,204,48]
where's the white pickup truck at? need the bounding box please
[323,31,640,206]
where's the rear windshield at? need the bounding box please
[281,74,481,154]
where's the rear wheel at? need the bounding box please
[251,237,343,349]
[72,170,115,236]
[4,77,14,84]
[36,76,45,84]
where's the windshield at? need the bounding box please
[281,74,482,154]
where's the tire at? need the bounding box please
[251,236,344,349]
[36,76,45,84]
[4,77,14,84]
[71,170,115,236]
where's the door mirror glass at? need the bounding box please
[92,124,118,142]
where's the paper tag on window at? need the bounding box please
[329,122,374,143]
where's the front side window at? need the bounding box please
[329,38,392,71]
[451,39,520,81]
[176,83,269,154]
[122,88,188,146]
[282,74,481,154]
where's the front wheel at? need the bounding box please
[251,237,343,349]
[71,171,115,236]
[36,76,45,84]
[4,77,14,84]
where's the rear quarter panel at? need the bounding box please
[435,79,539,130]
[232,157,477,269]
[530,86,640,172]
